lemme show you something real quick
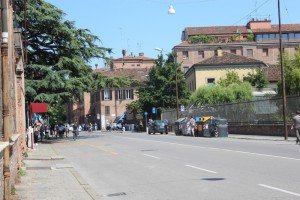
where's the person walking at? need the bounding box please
[292,110,300,145]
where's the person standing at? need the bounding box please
[189,116,196,137]
[73,122,78,140]
[292,110,300,145]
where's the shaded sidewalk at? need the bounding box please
[15,141,102,200]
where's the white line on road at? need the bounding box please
[143,154,161,159]
[123,137,300,161]
[259,184,300,197]
[185,164,217,174]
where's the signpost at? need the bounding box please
[144,111,148,134]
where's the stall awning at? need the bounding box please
[30,103,48,113]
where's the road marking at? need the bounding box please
[123,137,300,161]
[185,165,217,174]
[79,141,118,155]
[143,154,160,159]
[259,184,300,197]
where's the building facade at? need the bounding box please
[68,53,155,129]
[185,51,267,92]
[174,19,300,72]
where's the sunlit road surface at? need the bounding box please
[53,131,300,200]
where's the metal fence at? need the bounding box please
[162,95,300,125]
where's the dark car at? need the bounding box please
[148,120,166,134]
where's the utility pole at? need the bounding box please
[1,0,11,198]
[278,0,288,140]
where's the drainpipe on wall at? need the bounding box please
[1,0,11,199]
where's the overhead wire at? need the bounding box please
[232,0,271,25]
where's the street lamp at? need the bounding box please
[154,48,179,120]
[168,5,176,14]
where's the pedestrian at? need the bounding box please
[139,120,143,132]
[188,116,196,137]
[73,122,78,140]
[164,119,169,134]
[27,124,34,148]
[40,123,45,142]
[292,110,300,145]
[65,123,69,138]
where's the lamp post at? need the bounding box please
[154,48,179,120]
[277,0,288,140]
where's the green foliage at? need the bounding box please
[218,71,242,87]
[189,34,216,44]
[189,82,253,106]
[247,33,254,42]
[243,69,268,89]
[11,186,16,195]
[133,54,190,117]
[18,168,26,177]
[14,0,111,120]
[22,151,28,158]
[278,50,300,95]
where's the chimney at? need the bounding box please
[139,52,144,57]
[122,49,126,57]
[217,48,223,57]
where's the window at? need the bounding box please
[102,89,112,100]
[124,89,134,100]
[207,78,215,86]
[105,106,110,116]
[262,48,269,57]
[182,51,189,59]
[256,34,263,41]
[183,66,189,73]
[295,33,300,39]
[230,49,236,54]
[116,90,123,100]
[246,49,253,57]
[198,51,204,59]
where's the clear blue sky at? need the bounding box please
[46,0,300,68]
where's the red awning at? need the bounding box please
[30,103,48,113]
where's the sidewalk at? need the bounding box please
[168,131,296,142]
[15,141,102,200]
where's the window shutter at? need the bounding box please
[123,90,126,99]
[131,89,134,99]
[115,90,118,100]
[109,90,112,100]
[101,90,104,100]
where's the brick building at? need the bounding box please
[68,53,155,129]
[0,1,26,199]
[174,19,300,73]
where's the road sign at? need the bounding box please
[180,105,185,112]
[152,107,157,114]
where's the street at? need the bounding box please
[52,131,300,200]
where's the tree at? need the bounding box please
[218,71,242,87]
[243,69,268,89]
[189,83,253,106]
[277,50,300,95]
[190,71,253,106]
[132,54,190,118]
[14,0,111,105]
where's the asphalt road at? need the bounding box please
[53,131,300,200]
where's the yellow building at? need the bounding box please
[185,50,267,92]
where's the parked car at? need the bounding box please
[148,120,166,134]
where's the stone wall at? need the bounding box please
[0,142,9,200]
[228,124,295,137]
[9,135,21,187]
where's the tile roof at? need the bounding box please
[195,52,264,66]
[94,67,150,81]
[113,55,155,62]
[251,24,300,33]
[263,64,281,82]
[183,24,300,37]
[184,26,248,36]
